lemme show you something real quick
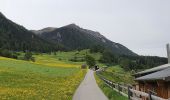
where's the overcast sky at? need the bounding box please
[0,0,170,57]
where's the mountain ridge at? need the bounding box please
[0,12,63,52]
[33,24,137,56]
[0,12,137,56]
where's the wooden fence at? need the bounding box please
[96,72,169,100]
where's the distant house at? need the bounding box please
[134,44,170,99]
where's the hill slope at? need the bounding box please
[0,55,86,99]
[33,24,137,56]
[0,12,62,52]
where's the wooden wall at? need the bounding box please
[168,83,170,99]
[136,81,170,99]
[156,81,168,99]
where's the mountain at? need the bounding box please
[33,24,137,56]
[0,12,63,52]
[31,27,56,35]
[0,12,136,55]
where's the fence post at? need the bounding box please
[148,91,152,100]
[128,86,132,100]
[118,83,120,94]
[111,81,113,90]
[117,83,120,93]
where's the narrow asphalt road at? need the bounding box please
[73,69,108,100]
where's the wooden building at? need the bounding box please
[134,44,170,99]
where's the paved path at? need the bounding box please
[73,69,108,100]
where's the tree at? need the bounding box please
[120,59,131,71]
[99,50,118,65]
[24,52,35,62]
[85,55,96,68]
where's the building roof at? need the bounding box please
[134,64,170,76]
[135,67,170,81]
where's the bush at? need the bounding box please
[85,55,96,68]
[24,52,35,62]
[0,49,18,59]
[81,64,87,69]
[30,57,35,62]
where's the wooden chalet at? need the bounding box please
[134,44,170,99]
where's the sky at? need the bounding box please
[0,0,170,57]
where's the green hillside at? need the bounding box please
[95,65,133,100]
[98,65,134,84]
[95,74,128,100]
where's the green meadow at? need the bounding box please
[0,50,133,100]
[99,65,134,84]
[95,65,134,100]
[0,53,87,100]
[95,74,128,100]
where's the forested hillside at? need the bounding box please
[98,49,167,71]
[0,12,63,52]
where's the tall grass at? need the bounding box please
[95,74,128,100]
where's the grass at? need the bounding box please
[95,65,134,100]
[34,54,83,68]
[0,57,78,76]
[0,50,133,100]
[54,49,101,61]
[95,73,128,100]
[0,55,87,100]
[99,65,135,84]
[53,49,103,65]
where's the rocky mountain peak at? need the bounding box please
[65,23,81,29]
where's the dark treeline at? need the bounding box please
[0,49,35,62]
[0,49,19,59]
[90,45,168,71]
[118,55,167,71]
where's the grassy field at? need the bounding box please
[95,65,134,100]
[99,65,134,84]
[54,49,102,61]
[0,54,87,100]
[34,54,82,68]
[0,50,134,100]
[95,74,128,100]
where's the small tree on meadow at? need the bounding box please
[24,52,35,62]
[85,55,96,68]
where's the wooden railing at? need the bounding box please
[96,72,169,100]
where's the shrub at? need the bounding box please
[0,49,18,59]
[85,55,96,68]
[24,52,35,62]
